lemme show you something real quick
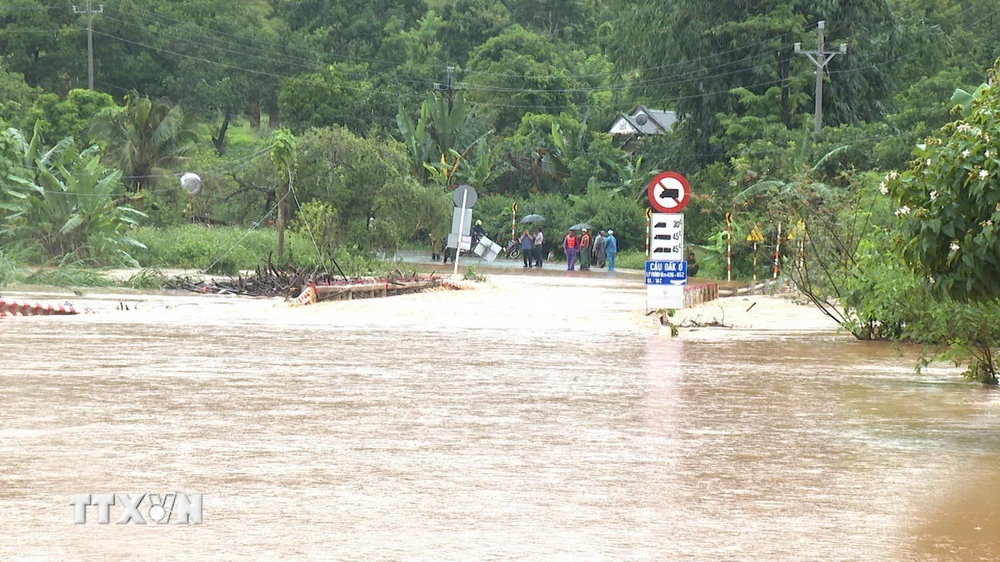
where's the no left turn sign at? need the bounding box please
[647,171,691,213]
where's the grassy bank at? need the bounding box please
[0,224,403,291]
[615,250,646,270]
[131,224,318,274]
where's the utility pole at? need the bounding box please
[73,0,103,90]
[794,21,846,134]
[433,66,458,111]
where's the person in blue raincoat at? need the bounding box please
[605,229,618,271]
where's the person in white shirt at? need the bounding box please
[533,227,544,267]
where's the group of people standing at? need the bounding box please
[519,226,547,268]
[562,228,617,271]
[513,225,621,271]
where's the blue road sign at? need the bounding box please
[645,260,687,285]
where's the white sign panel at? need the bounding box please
[451,208,473,236]
[647,284,684,309]
[474,236,502,262]
[650,213,684,261]
[447,233,472,250]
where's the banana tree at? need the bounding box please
[1,129,146,265]
[396,91,491,181]
[423,133,502,188]
[396,99,434,178]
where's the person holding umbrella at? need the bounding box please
[519,214,546,268]
[579,228,592,270]
[519,228,534,268]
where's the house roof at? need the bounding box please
[609,105,677,136]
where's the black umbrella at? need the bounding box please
[569,222,592,231]
[520,214,545,224]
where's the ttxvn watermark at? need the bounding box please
[70,493,202,524]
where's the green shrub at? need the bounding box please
[616,249,647,270]
[462,264,487,282]
[131,224,317,274]
[124,267,169,290]
[20,266,113,287]
[0,250,20,287]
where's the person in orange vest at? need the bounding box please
[578,228,592,270]
[563,229,578,270]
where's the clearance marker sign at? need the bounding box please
[646,171,690,309]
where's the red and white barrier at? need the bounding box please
[292,284,317,306]
[0,299,80,317]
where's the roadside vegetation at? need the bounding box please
[2,0,1000,382]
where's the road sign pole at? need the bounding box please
[753,242,758,284]
[773,222,782,279]
[453,189,469,277]
[511,202,517,243]
[645,212,651,260]
[724,212,736,283]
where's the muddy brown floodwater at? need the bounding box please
[0,273,998,560]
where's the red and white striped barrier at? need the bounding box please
[0,299,80,317]
[292,284,317,306]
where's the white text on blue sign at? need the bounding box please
[645,261,687,285]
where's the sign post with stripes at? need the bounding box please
[646,171,691,310]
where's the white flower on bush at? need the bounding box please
[930,190,938,201]
[895,205,911,217]
[928,275,936,284]
[879,182,889,195]
[981,169,989,180]
[887,170,899,180]
[950,241,960,252]
[926,158,933,167]
[962,149,972,158]
[958,123,972,133]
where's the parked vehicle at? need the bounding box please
[502,238,521,259]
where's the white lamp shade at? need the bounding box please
[180,173,202,196]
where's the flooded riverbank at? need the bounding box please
[1,275,997,560]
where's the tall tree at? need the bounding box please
[0,1,81,92]
[272,0,425,60]
[466,26,586,134]
[437,0,511,66]
[609,0,900,164]
[500,0,596,42]
[88,91,200,191]
[269,128,296,259]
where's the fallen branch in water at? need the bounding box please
[174,256,441,300]
[678,305,731,328]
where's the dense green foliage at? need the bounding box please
[0,124,145,265]
[887,66,1000,302]
[3,0,1000,380]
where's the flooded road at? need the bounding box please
[1,274,998,560]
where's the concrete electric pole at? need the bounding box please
[73,0,103,90]
[794,21,846,134]
[433,66,458,111]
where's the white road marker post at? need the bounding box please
[453,189,469,277]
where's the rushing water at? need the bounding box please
[0,274,998,560]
